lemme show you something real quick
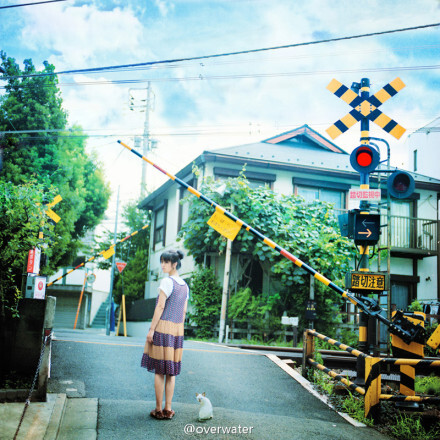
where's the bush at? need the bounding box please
[188,266,222,338]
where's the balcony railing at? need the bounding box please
[380,215,438,257]
[334,209,438,257]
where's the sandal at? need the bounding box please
[150,409,164,419]
[162,409,175,420]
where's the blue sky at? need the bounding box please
[1,0,440,216]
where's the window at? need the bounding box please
[296,186,346,210]
[178,179,196,231]
[153,201,167,250]
[413,149,417,172]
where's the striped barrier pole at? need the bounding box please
[379,395,440,403]
[306,329,369,359]
[117,140,403,331]
[302,330,315,378]
[47,224,149,287]
[364,356,382,422]
[380,358,440,367]
[391,312,425,400]
[307,357,365,395]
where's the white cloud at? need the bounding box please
[21,3,147,71]
[5,0,439,202]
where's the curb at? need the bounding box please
[266,354,367,428]
[44,393,67,440]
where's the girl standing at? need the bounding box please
[141,250,189,420]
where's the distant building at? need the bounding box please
[139,124,440,313]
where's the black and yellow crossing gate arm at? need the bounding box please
[118,140,425,345]
[47,223,149,287]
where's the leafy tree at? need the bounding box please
[178,172,355,334]
[0,52,110,276]
[0,181,56,319]
[95,199,151,304]
[188,266,222,338]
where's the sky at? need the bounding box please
[1,0,440,230]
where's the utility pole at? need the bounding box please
[129,82,154,198]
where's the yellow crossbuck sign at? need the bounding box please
[326,77,406,140]
[45,194,62,223]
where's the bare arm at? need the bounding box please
[147,291,167,343]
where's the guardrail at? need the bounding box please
[303,329,440,423]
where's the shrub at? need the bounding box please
[188,266,222,338]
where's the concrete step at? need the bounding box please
[55,398,98,440]
[0,393,66,440]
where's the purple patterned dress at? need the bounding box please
[141,278,188,376]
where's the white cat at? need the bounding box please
[196,392,213,421]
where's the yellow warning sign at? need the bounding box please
[207,210,241,241]
[101,246,115,260]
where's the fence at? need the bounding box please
[302,329,440,423]
[194,320,298,345]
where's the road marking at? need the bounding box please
[54,339,262,355]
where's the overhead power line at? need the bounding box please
[5,22,440,79]
[0,0,67,9]
[2,63,439,91]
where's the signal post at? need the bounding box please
[326,76,418,384]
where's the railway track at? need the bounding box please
[227,343,440,379]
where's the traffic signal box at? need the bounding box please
[338,210,380,245]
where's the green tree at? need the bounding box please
[178,172,355,334]
[96,199,151,304]
[0,52,110,275]
[0,181,56,319]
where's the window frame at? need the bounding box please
[153,200,168,250]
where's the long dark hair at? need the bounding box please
[160,249,184,269]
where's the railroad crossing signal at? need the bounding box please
[350,145,380,174]
[388,170,415,199]
[326,77,406,140]
[338,210,380,245]
[353,213,380,244]
[37,194,62,241]
[44,194,62,223]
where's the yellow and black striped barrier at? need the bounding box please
[47,223,149,287]
[308,357,366,395]
[303,329,440,423]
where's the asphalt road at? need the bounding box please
[49,329,392,440]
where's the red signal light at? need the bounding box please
[356,150,373,167]
[350,145,380,174]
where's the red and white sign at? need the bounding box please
[27,248,41,275]
[349,189,381,201]
[116,261,127,273]
[33,276,46,300]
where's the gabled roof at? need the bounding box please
[263,124,348,154]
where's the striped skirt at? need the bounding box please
[141,319,184,376]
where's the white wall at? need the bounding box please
[407,130,440,179]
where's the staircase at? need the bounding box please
[91,301,107,328]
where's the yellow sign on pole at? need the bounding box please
[101,246,115,260]
[207,210,241,241]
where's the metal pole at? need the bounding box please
[219,236,232,343]
[106,186,120,336]
[141,82,151,198]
